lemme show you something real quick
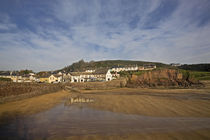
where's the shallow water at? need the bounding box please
[1,103,210,139]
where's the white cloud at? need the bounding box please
[0,0,210,71]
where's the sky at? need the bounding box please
[0,0,210,72]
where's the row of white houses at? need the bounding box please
[70,70,112,83]
[110,64,156,72]
[0,74,38,83]
[0,73,65,83]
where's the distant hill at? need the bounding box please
[0,70,34,76]
[178,64,210,72]
[59,59,170,72]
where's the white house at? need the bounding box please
[170,63,181,67]
[29,73,35,76]
[62,73,71,82]
[111,65,156,72]
[70,72,95,83]
[29,75,36,81]
[70,69,112,83]
[58,72,63,75]
[106,70,112,81]
[85,69,95,73]
[143,64,156,70]
[10,76,23,82]
[111,66,138,72]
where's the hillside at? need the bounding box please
[178,64,210,72]
[59,60,170,72]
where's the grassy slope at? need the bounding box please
[190,71,210,80]
[179,70,210,80]
[61,60,170,72]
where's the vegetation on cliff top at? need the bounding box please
[179,70,210,80]
[60,59,169,72]
[178,63,210,72]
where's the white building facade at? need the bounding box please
[70,70,112,83]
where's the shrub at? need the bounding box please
[0,77,12,82]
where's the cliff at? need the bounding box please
[127,69,203,88]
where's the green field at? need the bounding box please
[179,70,210,80]
[189,71,210,80]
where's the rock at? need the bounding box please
[127,69,203,88]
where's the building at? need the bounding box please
[49,74,62,83]
[62,73,71,82]
[29,73,35,76]
[0,74,34,83]
[85,69,95,73]
[39,76,49,83]
[106,70,112,81]
[70,72,90,82]
[111,72,120,80]
[138,66,144,70]
[0,75,18,82]
[70,69,112,83]
[29,74,39,82]
[170,63,181,67]
[143,64,156,70]
[110,64,157,72]
[111,66,138,72]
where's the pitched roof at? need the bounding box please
[70,72,92,76]
[93,68,109,74]
[36,73,51,78]
[51,74,62,78]
[70,69,109,76]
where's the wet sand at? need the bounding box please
[1,88,210,139]
[1,104,210,139]
[80,88,210,117]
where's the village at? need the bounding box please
[0,64,156,83]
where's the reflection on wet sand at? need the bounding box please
[1,103,210,139]
[64,96,94,105]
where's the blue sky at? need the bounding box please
[0,0,210,71]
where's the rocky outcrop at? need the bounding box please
[127,69,203,88]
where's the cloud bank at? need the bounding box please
[0,0,210,71]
